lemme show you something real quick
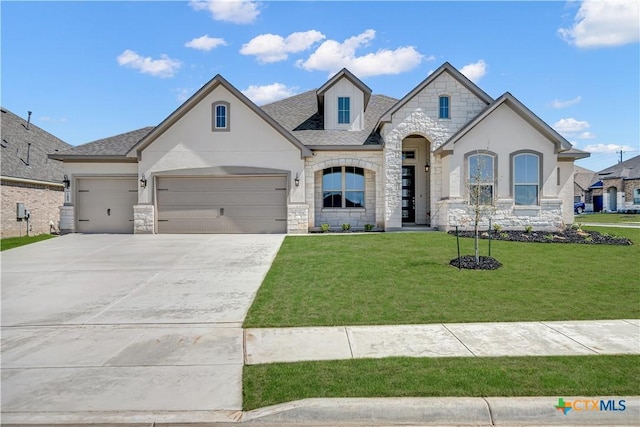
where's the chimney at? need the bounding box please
[26,111,32,130]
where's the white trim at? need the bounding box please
[1,175,64,187]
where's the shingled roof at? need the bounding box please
[261,90,398,148]
[50,127,154,160]
[574,165,596,191]
[1,107,71,184]
[594,154,640,182]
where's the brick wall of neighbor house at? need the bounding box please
[602,178,624,212]
[305,151,384,230]
[1,181,64,238]
[623,179,640,210]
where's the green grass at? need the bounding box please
[0,234,56,251]
[575,213,640,224]
[243,355,640,410]
[244,227,639,327]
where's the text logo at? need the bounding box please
[555,398,626,415]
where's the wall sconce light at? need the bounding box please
[294,173,300,187]
[140,174,147,188]
[424,163,430,173]
[62,174,70,189]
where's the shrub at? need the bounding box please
[493,223,502,233]
[341,223,351,231]
[524,225,533,234]
[500,232,509,239]
[321,223,330,233]
[364,224,374,232]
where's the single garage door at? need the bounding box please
[156,176,287,234]
[76,177,137,233]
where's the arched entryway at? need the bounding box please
[401,135,431,225]
[608,187,618,211]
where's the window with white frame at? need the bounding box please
[468,153,495,205]
[439,95,450,119]
[322,166,364,208]
[338,97,350,124]
[212,101,230,131]
[514,153,540,205]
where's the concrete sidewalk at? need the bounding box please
[245,319,640,364]
[580,222,640,228]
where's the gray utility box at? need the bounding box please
[16,203,26,220]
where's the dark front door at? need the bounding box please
[402,165,415,223]
[593,195,603,212]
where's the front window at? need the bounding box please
[323,166,364,208]
[439,95,450,119]
[338,97,350,124]
[514,153,539,205]
[634,188,640,204]
[468,153,494,205]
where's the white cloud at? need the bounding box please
[459,60,487,82]
[185,35,227,51]
[117,50,181,78]
[550,96,582,109]
[188,0,260,24]
[583,143,636,153]
[578,131,597,139]
[173,88,193,103]
[297,29,426,77]
[558,0,640,48]
[242,83,297,105]
[240,30,325,63]
[553,117,590,134]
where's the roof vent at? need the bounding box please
[26,111,32,130]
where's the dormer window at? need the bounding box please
[439,95,450,119]
[212,101,230,132]
[338,97,350,124]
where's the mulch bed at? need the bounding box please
[449,228,633,246]
[450,255,502,270]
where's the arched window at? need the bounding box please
[439,95,450,119]
[322,166,364,208]
[468,153,495,205]
[212,101,230,131]
[513,153,540,205]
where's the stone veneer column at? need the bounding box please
[133,205,154,234]
[287,204,309,234]
[58,205,75,234]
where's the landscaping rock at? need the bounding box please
[449,229,632,245]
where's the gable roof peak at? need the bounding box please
[316,68,372,112]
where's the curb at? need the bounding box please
[2,397,637,426]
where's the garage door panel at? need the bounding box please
[77,178,137,234]
[156,176,287,234]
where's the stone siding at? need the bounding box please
[304,151,384,230]
[1,181,64,237]
[382,71,489,230]
[287,204,309,234]
[436,198,564,231]
[133,205,154,234]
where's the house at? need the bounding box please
[588,155,640,213]
[1,107,71,237]
[574,165,596,211]
[49,62,589,234]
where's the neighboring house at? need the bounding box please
[574,165,596,211]
[1,108,71,237]
[49,62,589,235]
[588,155,640,213]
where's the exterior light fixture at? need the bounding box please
[424,163,430,173]
[63,175,70,189]
[140,174,147,188]
[294,173,300,187]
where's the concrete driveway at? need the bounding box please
[1,233,284,424]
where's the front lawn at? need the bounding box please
[575,213,640,224]
[243,355,640,410]
[0,234,56,251]
[244,227,639,327]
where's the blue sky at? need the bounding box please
[2,0,639,172]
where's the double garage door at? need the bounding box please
[156,176,287,234]
[76,176,287,234]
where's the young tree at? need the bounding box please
[467,149,495,264]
